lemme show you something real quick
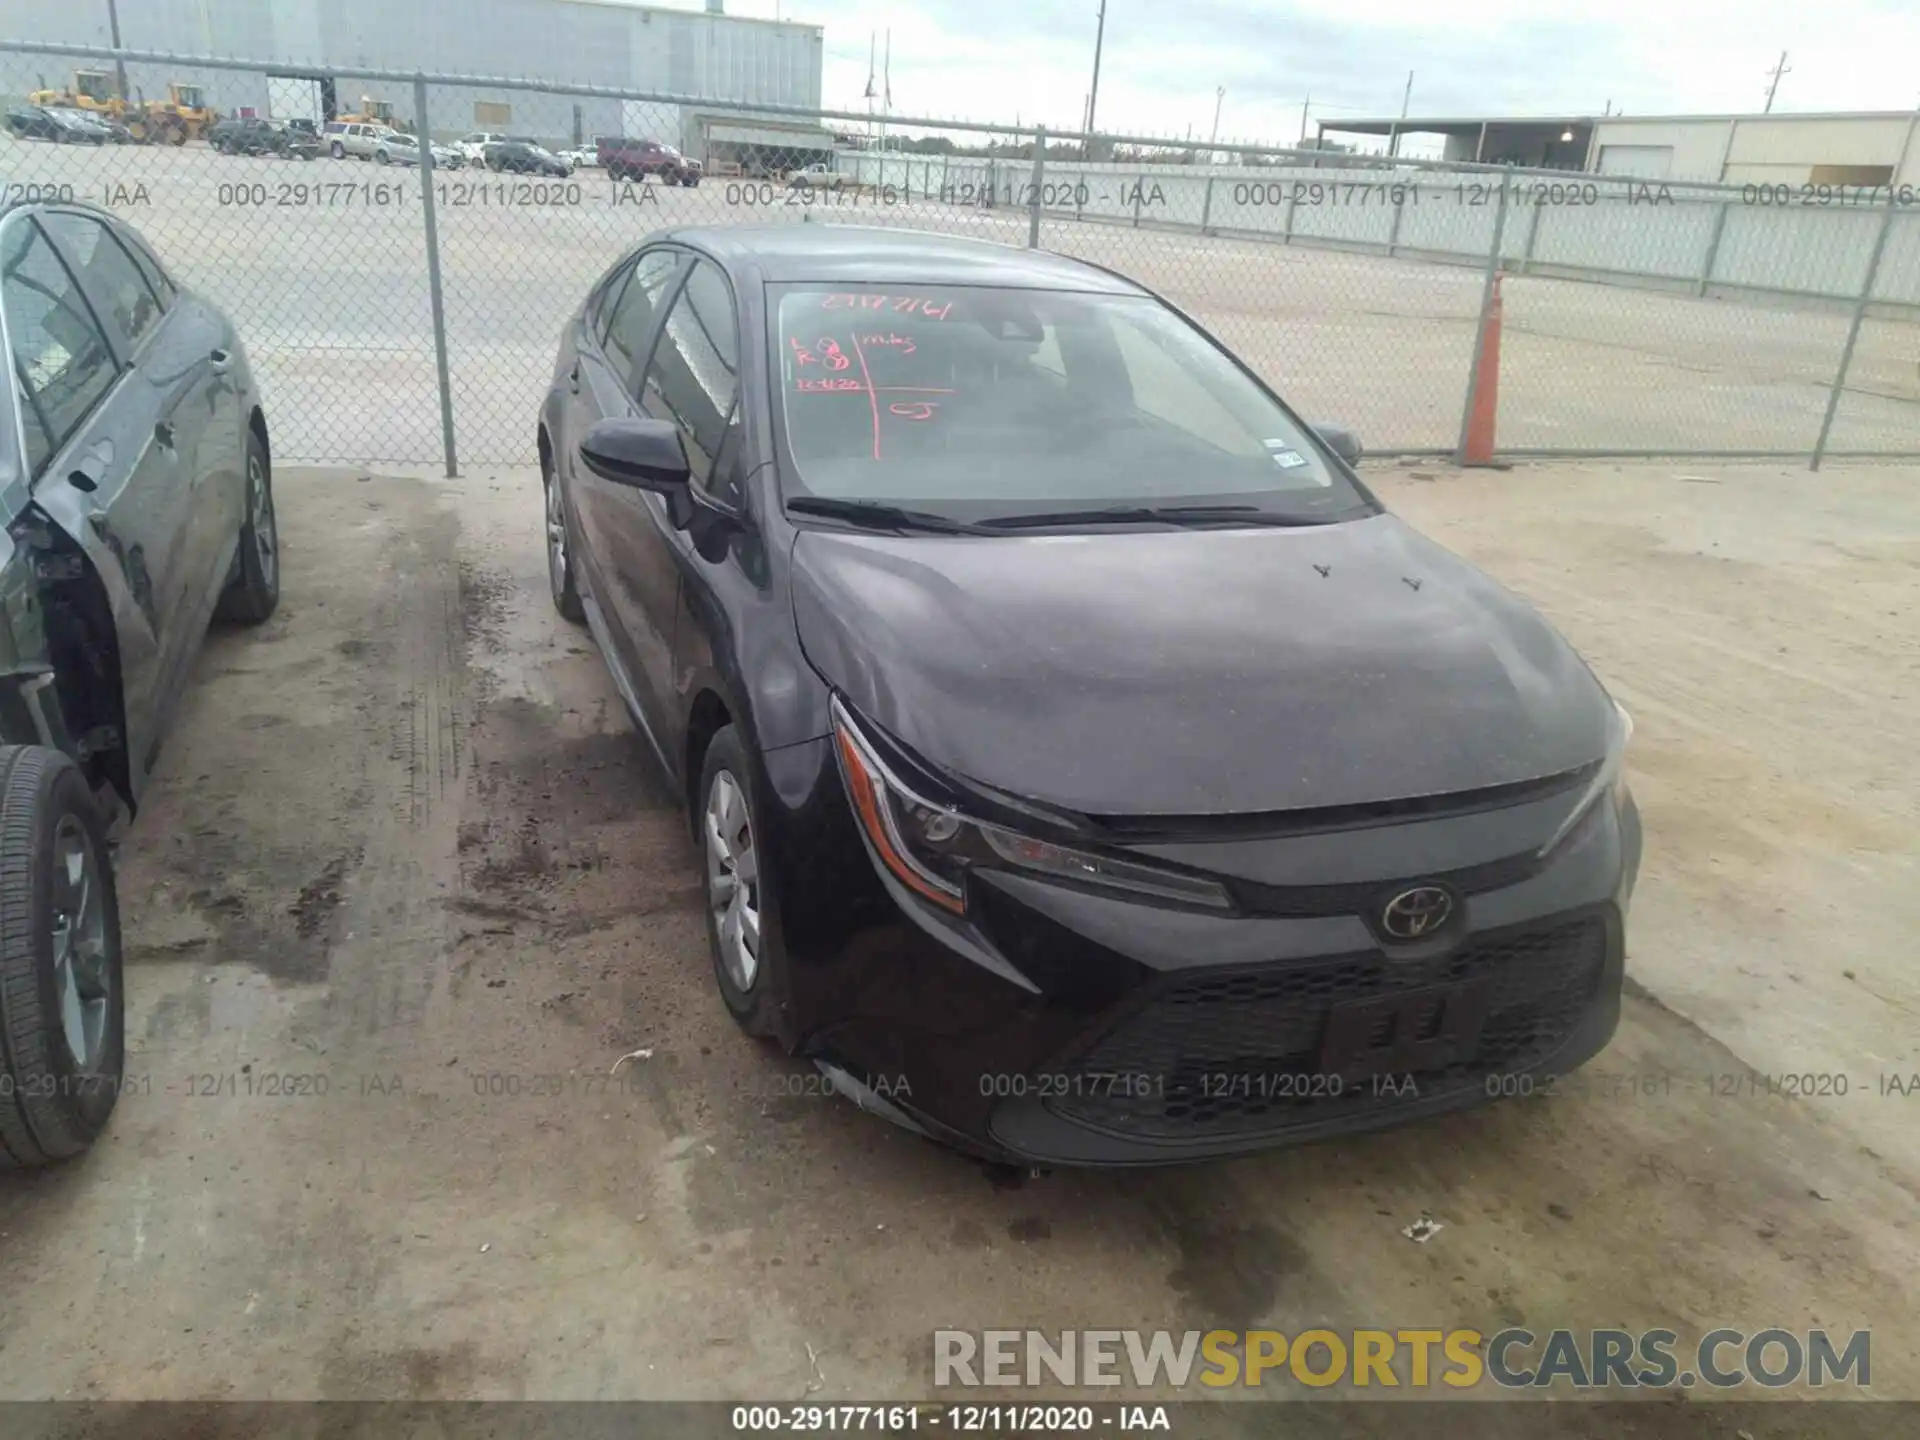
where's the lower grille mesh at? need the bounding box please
[1043,915,1609,1140]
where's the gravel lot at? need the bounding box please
[4,137,1917,464]
[0,456,1911,1422]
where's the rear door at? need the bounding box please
[1,210,179,793]
[40,211,240,701]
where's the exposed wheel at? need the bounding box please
[0,745,124,1168]
[215,429,280,624]
[699,726,787,1039]
[330,141,345,159]
[542,448,583,623]
[375,150,390,165]
[167,125,185,147]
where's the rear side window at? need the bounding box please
[38,212,164,351]
[641,260,740,500]
[602,249,682,390]
[2,220,120,477]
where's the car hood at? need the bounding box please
[789,512,1614,816]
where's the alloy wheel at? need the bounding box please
[50,815,110,1072]
[705,772,760,993]
[544,471,569,604]
[249,451,278,590]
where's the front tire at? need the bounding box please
[0,746,124,1168]
[330,141,345,159]
[700,726,787,1040]
[215,429,280,624]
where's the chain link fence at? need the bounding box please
[5,41,1916,469]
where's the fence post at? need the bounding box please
[1027,124,1045,248]
[1283,182,1298,244]
[1386,182,1406,255]
[1200,173,1215,235]
[1454,171,1512,464]
[1517,195,1542,275]
[1133,174,1143,228]
[412,74,457,479]
[1811,199,1899,471]
[1698,200,1729,296]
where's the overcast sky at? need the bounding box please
[702,0,1920,151]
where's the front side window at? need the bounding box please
[771,284,1370,525]
[2,220,120,477]
[602,249,683,390]
[38,212,164,351]
[642,260,739,500]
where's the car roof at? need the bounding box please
[665,225,1148,293]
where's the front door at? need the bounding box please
[565,247,687,754]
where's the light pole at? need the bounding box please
[1209,86,1224,154]
[106,0,128,102]
[1085,1,1108,137]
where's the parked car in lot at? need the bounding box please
[558,146,598,170]
[599,136,700,186]
[456,131,512,165]
[785,163,847,190]
[536,225,1640,1166]
[0,196,281,1165]
[321,120,400,161]
[6,105,118,145]
[364,132,463,168]
[207,116,317,159]
[484,140,570,176]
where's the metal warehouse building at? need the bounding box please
[1322,110,1920,186]
[9,0,828,161]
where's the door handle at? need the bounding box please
[208,348,232,375]
[568,362,581,395]
[153,420,176,451]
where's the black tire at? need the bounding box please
[542,449,584,623]
[698,726,788,1040]
[215,428,280,624]
[0,745,124,1168]
[330,141,345,159]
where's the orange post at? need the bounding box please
[1461,273,1504,466]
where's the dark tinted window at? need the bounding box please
[116,226,176,307]
[39,212,164,350]
[641,260,739,499]
[3,220,120,477]
[602,249,682,391]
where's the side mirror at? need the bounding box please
[579,417,690,491]
[1313,423,1363,467]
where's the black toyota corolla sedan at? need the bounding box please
[537,225,1640,1166]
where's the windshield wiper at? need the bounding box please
[980,504,1322,530]
[786,496,990,535]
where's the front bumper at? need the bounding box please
[767,738,1641,1167]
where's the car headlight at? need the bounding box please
[830,696,1231,914]
[1536,700,1633,861]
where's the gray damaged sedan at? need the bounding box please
[0,196,280,1165]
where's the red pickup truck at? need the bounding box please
[597,136,702,186]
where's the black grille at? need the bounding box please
[1229,850,1540,918]
[1043,915,1609,1140]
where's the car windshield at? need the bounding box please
[770,284,1372,525]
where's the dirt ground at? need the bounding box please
[0,457,1913,1418]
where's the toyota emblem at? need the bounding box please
[1380,886,1455,940]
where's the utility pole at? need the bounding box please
[1209,86,1224,154]
[1390,69,1413,157]
[1764,50,1790,113]
[1085,0,1108,138]
[1298,94,1310,146]
[105,0,127,102]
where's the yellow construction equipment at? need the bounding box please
[24,72,216,144]
[139,82,216,145]
[335,97,409,132]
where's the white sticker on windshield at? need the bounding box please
[1269,449,1309,469]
